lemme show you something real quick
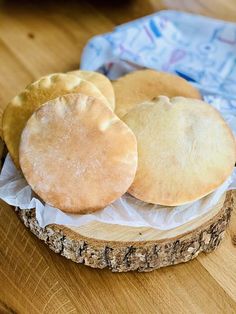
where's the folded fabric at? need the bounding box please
[81,10,236,136]
[0,154,235,230]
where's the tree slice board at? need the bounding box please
[15,191,235,272]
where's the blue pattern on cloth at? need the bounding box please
[80,10,236,135]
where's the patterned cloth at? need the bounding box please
[81,10,236,135]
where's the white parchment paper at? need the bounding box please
[0,154,235,230]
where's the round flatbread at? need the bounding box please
[123,96,236,206]
[19,93,137,214]
[113,69,201,118]
[3,73,112,168]
[69,70,115,110]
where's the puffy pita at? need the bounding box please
[69,70,115,110]
[19,93,137,214]
[123,96,236,206]
[3,73,111,168]
[113,69,201,118]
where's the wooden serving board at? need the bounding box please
[1,1,236,312]
[16,191,235,272]
[0,135,233,272]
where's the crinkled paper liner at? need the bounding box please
[0,154,235,230]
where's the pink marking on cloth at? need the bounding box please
[218,36,236,45]
[162,49,186,71]
[119,44,139,59]
[119,44,133,54]
[107,62,113,70]
[143,25,154,43]
[104,62,114,75]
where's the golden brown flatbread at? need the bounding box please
[113,69,201,118]
[123,96,236,206]
[69,70,115,110]
[19,93,137,214]
[3,73,112,168]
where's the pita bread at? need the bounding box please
[113,69,201,118]
[123,96,236,206]
[19,93,137,214]
[3,73,111,168]
[69,70,115,110]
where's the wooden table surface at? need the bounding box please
[0,0,236,313]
